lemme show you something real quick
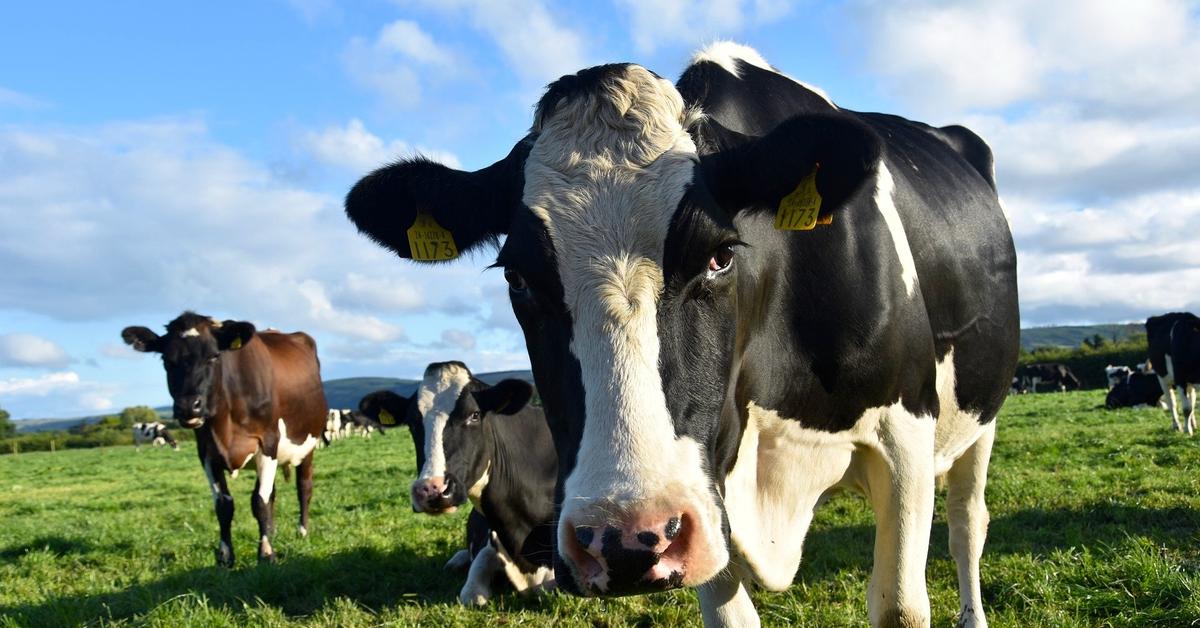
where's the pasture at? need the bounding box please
[1,392,1197,627]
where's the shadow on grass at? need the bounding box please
[0,544,466,624]
[0,535,99,561]
[798,502,1200,581]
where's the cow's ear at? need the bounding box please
[121,326,162,353]
[699,114,883,221]
[344,137,533,262]
[359,391,409,427]
[474,379,534,416]
[213,320,255,351]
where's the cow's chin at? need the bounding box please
[412,498,462,516]
[176,416,205,429]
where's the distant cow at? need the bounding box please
[122,312,327,566]
[1105,365,1133,390]
[1016,363,1081,393]
[361,362,556,605]
[321,408,377,445]
[132,421,178,450]
[1106,371,1165,409]
[1147,312,1200,435]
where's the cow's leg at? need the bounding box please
[459,540,503,606]
[252,451,279,562]
[1185,384,1197,436]
[697,562,761,628]
[864,412,935,628]
[946,421,996,628]
[202,458,235,568]
[295,451,314,537]
[1160,373,1182,431]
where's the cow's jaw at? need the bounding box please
[524,64,728,594]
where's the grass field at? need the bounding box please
[2,391,1198,627]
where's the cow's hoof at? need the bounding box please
[458,587,490,607]
[297,525,308,538]
[215,544,234,568]
[258,552,277,564]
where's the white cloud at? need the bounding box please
[298,118,461,173]
[0,86,44,109]
[99,342,142,361]
[0,371,80,396]
[343,19,456,107]
[616,0,794,54]
[0,333,73,369]
[0,371,118,417]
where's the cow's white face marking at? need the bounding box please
[181,328,200,338]
[415,364,471,480]
[275,418,318,467]
[467,460,491,509]
[524,64,726,584]
[689,41,836,108]
[874,163,917,296]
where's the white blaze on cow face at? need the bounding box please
[524,64,727,587]
[415,363,471,481]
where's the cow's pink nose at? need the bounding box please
[410,477,456,514]
[560,512,694,595]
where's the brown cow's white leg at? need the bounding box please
[946,421,995,628]
[864,409,935,628]
[295,451,314,537]
[697,562,760,628]
[252,452,279,562]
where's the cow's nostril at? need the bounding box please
[636,531,660,548]
[664,516,682,541]
[574,525,595,548]
[192,398,202,411]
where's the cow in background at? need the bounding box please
[1147,312,1200,435]
[1016,363,1081,392]
[132,421,179,450]
[1106,371,1165,409]
[1105,365,1133,390]
[122,312,327,566]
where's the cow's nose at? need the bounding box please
[191,398,203,414]
[559,512,694,595]
[410,477,456,514]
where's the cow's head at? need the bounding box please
[121,312,255,428]
[346,64,880,595]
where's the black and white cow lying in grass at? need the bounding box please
[132,421,178,450]
[346,43,1018,627]
[1106,371,1165,409]
[1016,362,1081,393]
[1105,364,1133,390]
[358,363,557,605]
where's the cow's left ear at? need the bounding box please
[213,320,256,351]
[474,379,534,416]
[699,114,883,220]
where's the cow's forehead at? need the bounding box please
[522,64,700,304]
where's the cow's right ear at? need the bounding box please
[474,379,534,416]
[121,326,162,353]
[344,136,533,262]
[359,390,410,427]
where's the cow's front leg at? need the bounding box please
[459,539,503,606]
[252,452,279,562]
[1159,377,1181,431]
[295,451,314,537]
[697,562,760,628]
[203,459,236,567]
[864,411,935,628]
[946,422,995,628]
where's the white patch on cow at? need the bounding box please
[181,328,200,338]
[526,63,728,588]
[459,541,500,606]
[1160,355,1182,431]
[255,451,277,503]
[874,163,918,297]
[698,564,761,628]
[275,418,318,467]
[491,530,555,593]
[415,364,471,481]
[259,535,273,556]
[466,460,491,509]
[689,41,835,108]
[203,462,222,504]
[229,451,255,480]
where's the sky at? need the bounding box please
[2,0,1199,419]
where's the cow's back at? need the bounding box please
[257,331,327,437]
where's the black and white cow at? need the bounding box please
[1015,363,1080,393]
[1147,312,1200,435]
[345,43,1019,627]
[361,363,557,605]
[132,421,179,450]
[1105,370,1164,409]
[1105,364,1133,390]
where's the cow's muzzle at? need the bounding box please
[410,475,462,515]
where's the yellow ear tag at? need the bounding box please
[229,337,242,350]
[406,212,459,261]
[378,409,396,426]
[774,167,823,231]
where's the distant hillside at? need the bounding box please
[15,370,535,433]
[1020,323,1143,350]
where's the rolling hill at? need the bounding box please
[1020,323,1144,350]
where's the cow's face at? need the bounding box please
[358,390,423,474]
[406,362,472,514]
[122,312,255,428]
[345,63,880,595]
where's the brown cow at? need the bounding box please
[122,311,327,566]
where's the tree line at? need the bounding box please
[0,405,192,455]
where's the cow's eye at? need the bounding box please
[465,411,481,425]
[707,244,735,276]
[504,269,529,294]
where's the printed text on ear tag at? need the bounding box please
[229,338,242,350]
[774,168,823,231]
[378,409,396,426]
[407,212,459,261]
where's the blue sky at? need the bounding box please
[3,0,1199,419]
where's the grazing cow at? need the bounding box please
[1016,363,1081,393]
[1147,312,1200,435]
[122,312,327,566]
[322,409,344,445]
[360,363,557,605]
[132,421,179,450]
[344,43,1019,627]
[1105,365,1133,390]
[1106,371,1165,409]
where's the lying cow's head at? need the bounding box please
[358,389,424,477]
[122,312,255,428]
[346,64,880,595]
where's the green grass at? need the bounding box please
[1,392,1197,627]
